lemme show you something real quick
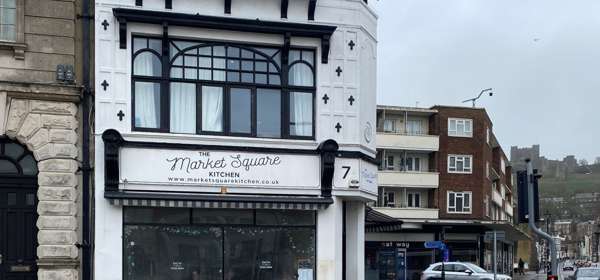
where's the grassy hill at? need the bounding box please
[537,165,600,219]
[539,172,600,197]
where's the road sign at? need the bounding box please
[424,241,446,249]
[484,231,505,241]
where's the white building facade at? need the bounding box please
[93,0,378,279]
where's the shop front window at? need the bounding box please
[123,208,316,280]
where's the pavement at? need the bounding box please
[512,271,548,280]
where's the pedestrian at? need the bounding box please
[518,258,525,275]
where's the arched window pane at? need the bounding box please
[134,52,162,77]
[0,159,18,174]
[5,142,24,159]
[289,63,314,86]
[19,155,38,175]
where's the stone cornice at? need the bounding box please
[0,81,81,103]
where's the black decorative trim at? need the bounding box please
[102,129,124,192]
[135,0,142,6]
[101,129,377,197]
[348,40,355,50]
[335,122,342,133]
[335,66,343,76]
[101,80,109,91]
[308,0,317,20]
[321,35,330,64]
[322,94,329,104]
[113,8,335,62]
[348,95,355,106]
[318,139,338,198]
[117,110,125,121]
[118,18,127,49]
[224,0,231,14]
[101,19,110,31]
[165,0,172,9]
[281,0,289,18]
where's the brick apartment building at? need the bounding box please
[366,105,527,280]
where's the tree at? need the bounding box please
[579,159,588,166]
[595,157,600,165]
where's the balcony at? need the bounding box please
[492,189,503,206]
[378,171,439,188]
[505,203,514,216]
[373,207,439,219]
[376,133,439,151]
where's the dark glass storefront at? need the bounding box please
[366,242,435,280]
[123,208,316,280]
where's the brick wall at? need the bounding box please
[431,106,495,220]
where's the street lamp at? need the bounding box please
[462,88,494,107]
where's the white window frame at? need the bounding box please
[402,156,422,172]
[0,0,25,59]
[501,158,506,174]
[486,161,490,179]
[447,191,472,214]
[407,192,421,208]
[383,119,396,133]
[486,127,490,144]
[384,191,396,207]
[448,118,473,137]
[385,155,395,171]
[448,155,473,174]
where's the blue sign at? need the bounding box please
[424,241,446,249]
[443,248,450,262]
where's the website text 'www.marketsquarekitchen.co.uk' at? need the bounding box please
[167,175,280,185]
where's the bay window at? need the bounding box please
[131,36,315,139]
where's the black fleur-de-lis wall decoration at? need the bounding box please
[102,20,110,31]
[335,122,342,133]
[335,66,343,77]
[322,94,330,104]
[348,40,355,50]
[117,110,125,121]
[101,80,109,91]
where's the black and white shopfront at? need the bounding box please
[93,3,380,280]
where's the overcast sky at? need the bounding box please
[372,0,600,163]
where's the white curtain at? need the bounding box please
[170,83,196,133]
[134,82,160,128]
[289,63,313,86]
[133,52,161,77]
[202,86,223,132]
[291,92,312,136]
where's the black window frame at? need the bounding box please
[131,35,316,140]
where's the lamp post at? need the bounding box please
[462,88,494,107]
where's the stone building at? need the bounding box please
[0,0,88,279]
[509,144,577,179]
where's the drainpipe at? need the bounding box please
[79,0,93,278]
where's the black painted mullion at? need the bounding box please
[224,0,231,14]
[281,0,288,18]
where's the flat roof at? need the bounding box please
[377,105,438,114]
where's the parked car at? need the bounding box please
[421,262,512,280]
[564,265,575,271]
[573,268,600,280]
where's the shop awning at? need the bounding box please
[105,190,332,210]
[365,206,404,232]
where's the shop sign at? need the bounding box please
[333,158,378,194]
[120,148,320,189]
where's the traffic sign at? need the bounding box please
[484,231,505,241]
[424,241,446,249]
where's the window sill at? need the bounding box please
[0,41,26,60]
[447,171,473,174]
